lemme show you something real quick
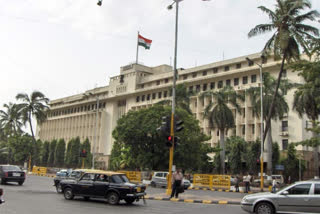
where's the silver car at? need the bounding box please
[241,180,320,214]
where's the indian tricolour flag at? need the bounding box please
[138,34,152,50]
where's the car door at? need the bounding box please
[154,173,163,186]
[93,174,110,197]
[76,173,95,196]
[277,183,312,213]
[309,183,320,213]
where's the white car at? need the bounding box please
[150,171,191,189]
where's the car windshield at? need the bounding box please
[111,175,129,183]
[2,165,21,171]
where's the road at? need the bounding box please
[0,175,247,214]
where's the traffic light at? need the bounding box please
[166,136,180,148]
[175,119,184,132]
[80,149,87,158]
[157,116,171,136]
[166,135,173,147]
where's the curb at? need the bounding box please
[144,196,241,205]
[30,173,56,178]
[187,187,254,194]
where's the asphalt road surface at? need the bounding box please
[0,175,247,214]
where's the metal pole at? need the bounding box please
[259,65,264,192]
[136,31,139,64]
[299,158,301,181]
[92,95,100,169]
[166,0,179,196]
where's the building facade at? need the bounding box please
[36,52,318,173]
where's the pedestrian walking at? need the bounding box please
[235,176,240,192]
[170,168,183,198]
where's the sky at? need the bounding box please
[0,0,319,132]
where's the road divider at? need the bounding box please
[144,195,240,205]
[30,173,55,178]
[187,186,253,194]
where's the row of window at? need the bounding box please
[140,59,270,90]
[49,102,106,117]
[136,90,172,102]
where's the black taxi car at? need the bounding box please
[0,165,25,185]
[54,169,87,193]
[60,170,146,205]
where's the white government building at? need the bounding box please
[36,52,318,174]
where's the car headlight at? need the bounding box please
[242,197,251,203]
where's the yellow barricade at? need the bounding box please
[118,171,141,183]
[32,166,47,175]
[212,175,231,189]
[193,174,230,189]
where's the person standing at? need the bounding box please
[235,176,240,192]
[243,174,251,193]
[170,168,183,198]
[272,178,277,193]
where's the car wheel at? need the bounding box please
[83,196,90,201]
[64,188,74,200]
[18,181,24,186]
[124,198,135,204]
[107,192,119,205]
[255,202,274,214]
[56,184,62,193]
[150,181,156,187]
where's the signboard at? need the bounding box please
[118,171,141,183]
[32,166,47,175]
[193,174,230,189]
[275,164,285,171]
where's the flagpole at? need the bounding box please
[136,31,139,64]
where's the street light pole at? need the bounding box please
[246,57,264,192]
[93,95,100,169]
[166,0,179,196]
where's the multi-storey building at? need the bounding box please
[36,52,319,173]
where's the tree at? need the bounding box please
[15,91,49,142]
[111,105,211,171]
[70,137,81,168]
[41,141,50,166]
[81,138,92,168]
[226,136,247,174]
[7,135,33,164]
[272,142,280,171]
[247,72,294,175]
[0,103,24,136]
[54,139,66,167]
[246,140,261,174]
[33,139,43,166]
[292,59,320,177]
[156,84,194,114]
[281,143,301,182]
[248,0,319,149]
[65,139,73,167]
[200,86,244,174]
[47,139,57,167]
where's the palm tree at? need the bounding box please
[248,0,319,144]
[0,102,24,136]
[292,59,320,177]
[247,72,295,175]
[200,86,244,174]
[156,84,194,114]
[15,91,49,142]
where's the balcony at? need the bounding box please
[279,126,289,136]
